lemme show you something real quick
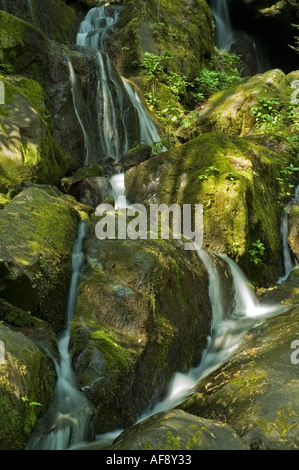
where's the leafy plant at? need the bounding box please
[21,397,43,407]
[249,240,265,264]
[196,51,243,99]
[198,165,220,181]
[276,162,299,202]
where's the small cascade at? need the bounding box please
[252,41,263,74]
[76,6,122,51]
[66,6,138,165]
[66,57,91,166]
[277,184,299,284]
[210,0,234,51]
[109,173,129,209]
[137,247,288,423]
[122,78,161,146]
[69,246,290,450]
[95,51,130,161]
[27,222,91,451]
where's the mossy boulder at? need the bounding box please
[0,187,81,331]
[289,203,299,263]
[113,0,214,79]
[70,221,212,433]
[125,132,288,286]
[180,282,299,450]
[111,409,249,450]
[0,74,75,198]
[116,144,152,171]
[178,69,294,140]
[0,10,47,75]
[60,164,112,209]
[0,323,55,449]
[0,0,78,44]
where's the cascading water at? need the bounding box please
[76,6,162,203]
[210,0,234,51]
[66,57,91,166]
[137,247,288,422]
[277,183,299,284]
[66,5,138,165]
[122,78,161,146]
[76,6,122,51]
[27,222,91,450]
[74,245,289,450]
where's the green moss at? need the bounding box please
[0,74,74,195]
[91,329,137,372]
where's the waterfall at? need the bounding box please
[76,6,122,51]
[27,222,91,450]
[66,5,138,165]
[277,184,299,284]
[210,0,234,51]
[122,78,161,146]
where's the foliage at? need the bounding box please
[276,161,299,203]
[252,95,299,134]
[196,51,243,98]
[249,240,265,265]
[141,48,243,150]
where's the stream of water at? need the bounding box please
[210,0,234,51]
[27,222,91,450]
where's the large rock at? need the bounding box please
[0,323,55,450]
[125,132,287,286]
[113,0,214,79]
[61,165,112,208]
[178,69,292,139]
[0,0,78,43]
[0,74,75,197]
[0,187,80,331]
[70,223,212,433]
[180,282,299,450]
[112,409,249,450]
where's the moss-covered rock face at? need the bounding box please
[113,0,214,78]
[180,281,299,450]
[0,10,47,75]
[125,132,289,285]
[178,69,293,139]
[70,221,212,433]
[0,0,78,43]
[0,187,81,331]
[0,323,55,450]
[111,409,249,450]
[289,203,299,263]
[0,74,75,198]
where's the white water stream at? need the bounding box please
[27,222,91,450]
[277,183,299,284]
[210,0,234,51]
